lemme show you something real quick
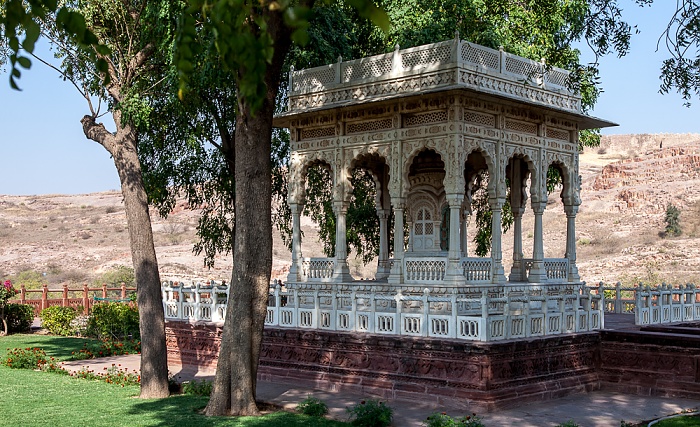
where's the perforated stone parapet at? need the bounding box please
[402,44,452,69]
[293,65,337,92]
[342,55,393,82]
[461,42,499,71]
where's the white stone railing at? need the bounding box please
[288,37,578,112]
[587,282,638,314]
[544,258,569,280]
[461,257,492,283]
[404,256,447,283]
[162,280,232,323]
[301,257,336,282]
[263,284,602,341]
[162,281,603,340]
[635,284,700,326]
[162,279,287,323]
[523,258,570,282]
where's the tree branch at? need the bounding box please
[81,115,115,152]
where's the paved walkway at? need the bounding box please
[61,353,700,427]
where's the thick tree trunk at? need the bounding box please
[82,115,170,399]
[204,9,292,416]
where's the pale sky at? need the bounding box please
[0,0,697,196]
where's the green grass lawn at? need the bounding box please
[0,335,348,427]
[0,333,93,360]
[654,415,700,427]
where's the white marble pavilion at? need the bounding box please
[274,35,614,292]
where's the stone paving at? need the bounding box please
[52,314,699,426]
[60,346,700,427]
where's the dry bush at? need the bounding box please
[160,263,195,276]
[684,200,700,238]
[580,233,625,258]
[47,269,88,285]
[105,206,118,214]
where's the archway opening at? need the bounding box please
[406,149,445,254]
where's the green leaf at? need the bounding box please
[291,28,309,45]
[16,56,32,69]
[96,45,111,56]
[345,0,390,33]
[10,76,20,91]
[22,21,41,53]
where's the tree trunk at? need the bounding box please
[204,10,292,416]
[81,115,170,399]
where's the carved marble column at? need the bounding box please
[376,209,391,280]
[509,161,528,282]
[446,194,465,284]
[333,202,353,282]
[489,197,507,284]
[529,202,547,283]
[388,198,405,284]
[564,204,581,282]
[287,203,304,283]
[509,205,525,282]
[461,210,469,257]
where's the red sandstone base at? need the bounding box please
[166,321,603,410]
[165,321,700,410]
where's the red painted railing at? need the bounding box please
[8,284,136,316]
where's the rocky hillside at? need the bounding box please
[575,133,700,284]
[0,133,698,286]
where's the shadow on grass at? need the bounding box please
[127,395,347,427]
[0,333,95,360]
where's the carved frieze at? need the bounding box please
[346,118,393,134]
[459,70,581,113]
[404,110,448,127]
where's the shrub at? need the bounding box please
[182,379,214,396]
[69,339,141,360]
[425,412,484,427]
[297,396,329,417]
[40,357,69,375]
[72,365,140,386]
[11,269,44,289]
[93,266,135,287]
[665,203,682,237]
[4,303,33,333]
[86,302,139,340]
[2,347,48,369]
[347,399,393,427]
[40,306,78,336]
[70,315,90,336]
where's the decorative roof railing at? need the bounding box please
[287,36,580,114]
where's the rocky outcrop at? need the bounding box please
[591,141,700,213]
